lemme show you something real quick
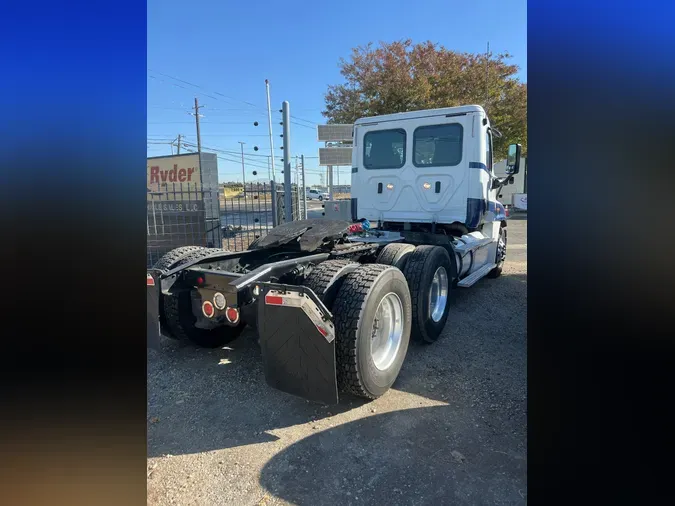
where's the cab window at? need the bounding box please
[413,123,463,167]
[363,129,406,169]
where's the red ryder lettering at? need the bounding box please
[149,164,196,184]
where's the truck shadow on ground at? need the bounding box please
[147,271,527,471]
[258,404,527,506]
[256,271,527,505]
[147,333,369,458]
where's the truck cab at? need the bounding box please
[351,105,512,235]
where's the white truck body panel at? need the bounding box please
[349,105,511,283]
[351,105,505,231]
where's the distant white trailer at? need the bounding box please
[494,157,527,207]
[512,193,527,211]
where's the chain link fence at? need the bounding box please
[147,180,305,267]
[220,182,302,252]
[147,182,222,268]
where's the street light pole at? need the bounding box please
[238,141,246,190]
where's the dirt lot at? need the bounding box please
[147,216,527,505]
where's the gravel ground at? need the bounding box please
[147,217,527,505]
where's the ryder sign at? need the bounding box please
[147,153,202,193]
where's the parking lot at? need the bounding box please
[147,217,527,505]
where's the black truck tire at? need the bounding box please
[402,245,453,344]
[332,264,412,400]
[487,226,507,278]
[153,246,207,271]
[303,259,359,310]
[376,243,416,270]
[157,247,244,347]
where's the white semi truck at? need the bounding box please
[147,104,521,404]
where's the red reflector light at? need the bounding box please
[202,301,215,318]
[265,295,284,305]
[147,274,155,286]
[196,277,204,286]
[317,326,328,337]
[225,307,240,323]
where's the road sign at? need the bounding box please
[317,124,353,142]
[318,147,353,166]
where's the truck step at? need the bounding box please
[457,263,496,287]
[453,237,493,254]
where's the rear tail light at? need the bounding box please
[213,292,227,310]
[147,274,155,286]
[225,307,240,324]
[202,301,215,318]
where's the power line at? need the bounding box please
[148,69,320,126]
[147,121,259,125]
[181,141,271,170]
[148,69,264,110]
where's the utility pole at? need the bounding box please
[265,80,277,182]
[176,134,181,154]
[326,142,333,200]
[282,101,292,222]
[192,98,204,191]
[301,154,307,219]
[328,165,334,201]
[238,141,248,213]
[485,41,490,113]
[193,98,202,156]
[238,141,246,190]
[294,156,300,220]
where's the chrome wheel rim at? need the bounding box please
[496,229,507,265]
[371,292,404,371]
[429,266,449,322]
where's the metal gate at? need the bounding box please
[147,182,222,268]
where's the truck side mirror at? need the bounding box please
[506,144,522,175]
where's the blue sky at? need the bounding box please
[148,0,526,185]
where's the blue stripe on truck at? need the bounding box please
[466,198,507,228]
[469,161,490,175]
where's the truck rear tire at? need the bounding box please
[402,245,453,344]
[156,247,245,347]
[376,243,416,270]
[153,246,208,271]
[303,259,358,310]
[332,264,412,400]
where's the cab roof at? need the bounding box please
[354,105,486,125]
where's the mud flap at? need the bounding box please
[257,284,338,404]
[147,271,162,349]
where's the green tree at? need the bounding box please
[323,40,527,160]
